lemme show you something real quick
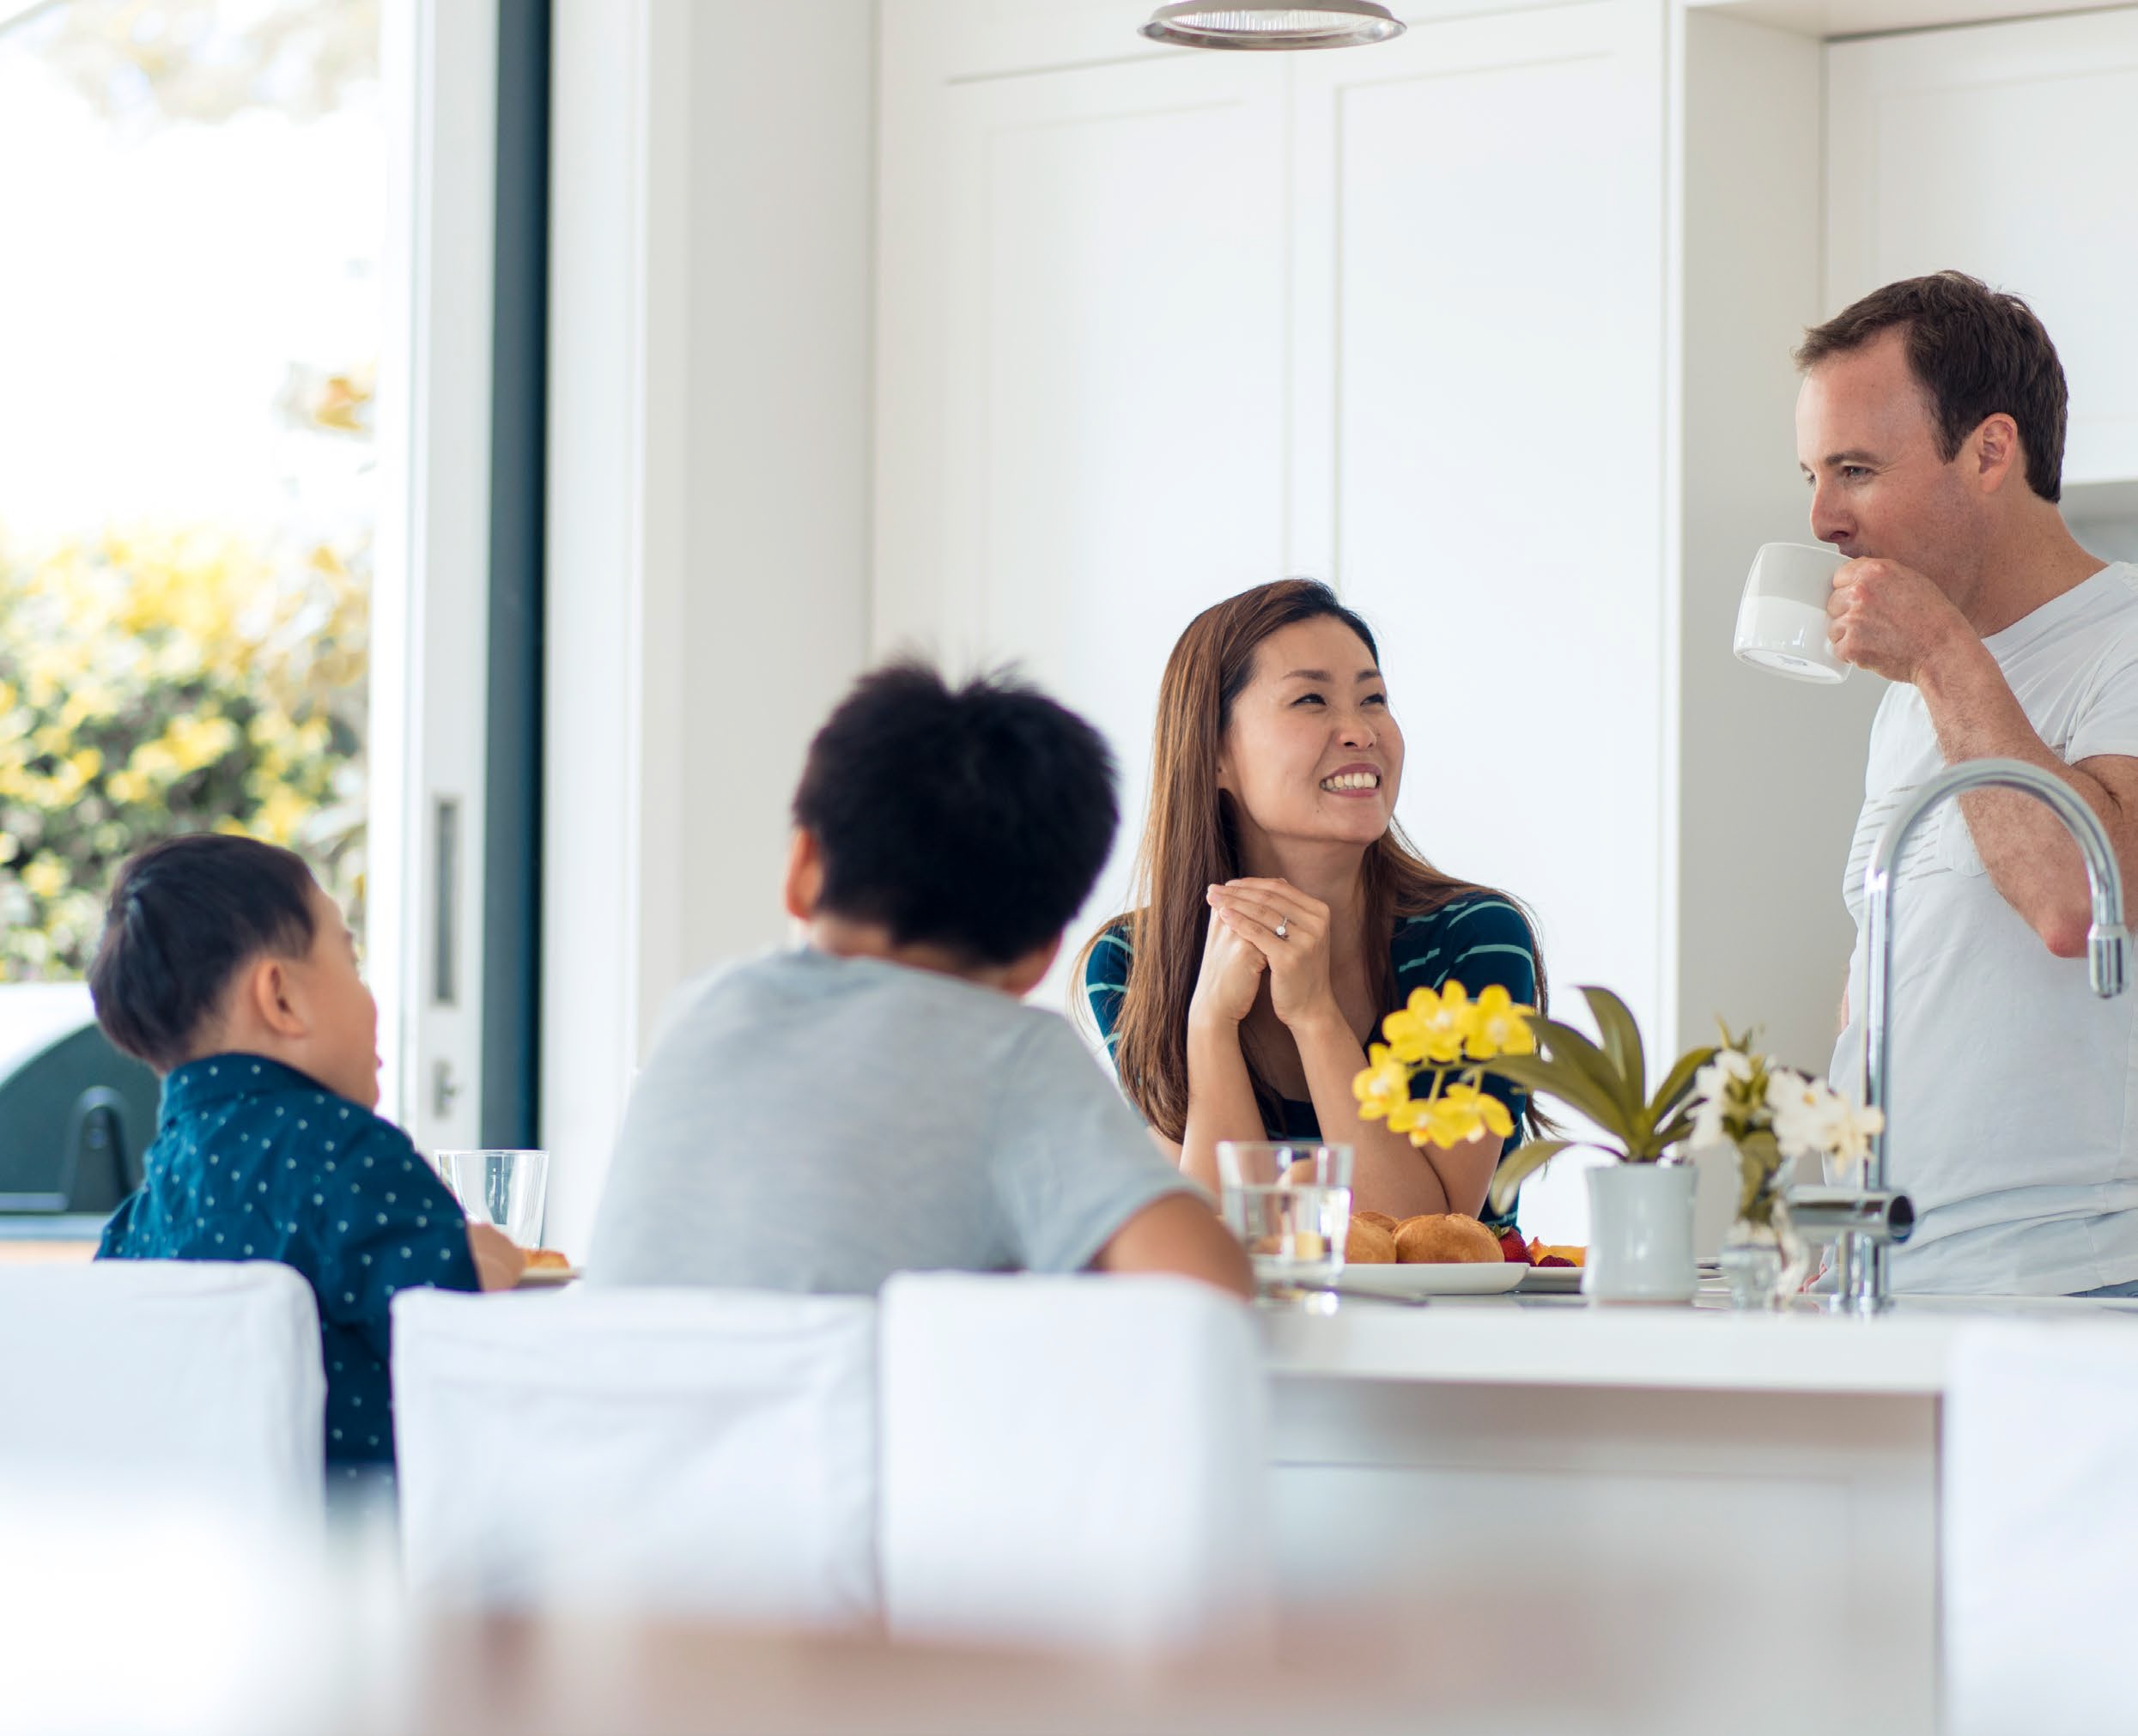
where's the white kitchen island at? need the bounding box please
[1259,1290,2138,1734]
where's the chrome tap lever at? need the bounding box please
[1846,757,2128,1314]
[1784,1187,1916,1247]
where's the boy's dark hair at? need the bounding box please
[1795,270,2068,502]
[793,661,1119,967]
[89,835,319,1071]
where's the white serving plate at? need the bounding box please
[1332,1262,1526,1297]
[1516,1265,1585,1295]
[516,1266,581,1289]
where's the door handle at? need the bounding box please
[432,1059,462,1120]
[433,795,460,1005]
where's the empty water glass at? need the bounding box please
[1215,1141,1353,1286]
[437,1149,549,1247]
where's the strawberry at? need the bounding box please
[1497,1228,1529,1266]
[1539,1255,1573,1268]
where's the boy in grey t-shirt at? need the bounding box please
[586,663,1248,1298]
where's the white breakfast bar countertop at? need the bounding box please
[1256,1288,2138,1397]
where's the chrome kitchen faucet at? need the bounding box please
[1806,757,2129,1314]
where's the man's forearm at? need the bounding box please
[1918,636,2129,950]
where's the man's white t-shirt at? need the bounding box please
[1830,561,2138,1295]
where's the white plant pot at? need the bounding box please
[1584,1162,1698,1304]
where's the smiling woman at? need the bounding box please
[1079,579,1548,1226]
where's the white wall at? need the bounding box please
[1825,8,2138,489]
[544,0,874,1256]
[874,26,1292,1005]
[1302,5,1668,1046]
[681,1,876,980]
[2078,515,2138,566]
[1672,9,1884,1077]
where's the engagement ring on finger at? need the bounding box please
[1274,920,1290,940]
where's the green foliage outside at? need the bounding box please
[0,526,368,980]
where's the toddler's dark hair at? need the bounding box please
[793,661,1119,967]
[89,834,319,1072]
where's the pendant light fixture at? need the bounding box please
[1140,1,1405,51]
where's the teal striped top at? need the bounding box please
[1083,893,1540,1230]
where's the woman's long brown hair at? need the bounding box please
[1083,580,1547,1144]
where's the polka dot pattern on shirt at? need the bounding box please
[94,1052,483,1473]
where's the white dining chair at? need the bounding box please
[0,1260,325,1525]
[1944,1318,2138,1736]
[877,1272,1269,1654]
[391,1286,879,1625]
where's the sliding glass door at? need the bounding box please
[0,0,525,1175]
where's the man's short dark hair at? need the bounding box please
[792,662,1119,967]
[89,834,319,1072]
[1795,270,2068,502]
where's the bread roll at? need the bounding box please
[1393,1213,1504,1264]
[1344,1220,1398,1265]
[1353,1211,1399,1232]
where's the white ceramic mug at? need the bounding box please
[1734,542,1849,684]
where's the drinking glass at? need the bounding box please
[1215,1142,1353,1286]
[436,1149,549,1247]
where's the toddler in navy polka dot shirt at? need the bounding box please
[88,835,525,1476]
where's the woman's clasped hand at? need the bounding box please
[1200,878,1340,1033]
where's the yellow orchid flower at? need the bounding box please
[1351,1042,1413,1122]
[1383,983,1478,1066]
[1410,1093,1485,1150]
[1387,1096,1436,1138]
[1402,1083,1515,1150]
[1466,983,1538,1061]
[1379,1005,1430,1065]
[1454,1083,1516,1140]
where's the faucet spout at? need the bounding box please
[1848,756,2129,1312]
[2091,925,2129,999]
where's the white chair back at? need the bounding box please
[392,1287,878,1624]
[878,1272,1268,1654]
[0,1260,325,1524]
[1945,1319,2138,1735]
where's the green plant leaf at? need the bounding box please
[1653,1108,1698,1151]
[1646,1044,1720,1125]
[1734,1130,1783,1218]
[1581,985,1647,1108]
[1484,1053,1636,1147]
[1533,1015,1643,1132]
[1488,1139,1576,1217]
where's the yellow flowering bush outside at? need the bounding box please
[0,525,367,980]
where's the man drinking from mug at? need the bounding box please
[1798,270,2138,1296]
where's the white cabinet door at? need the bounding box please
[875,39,1294,956]
[1290,2,1670,1041]
[1827,9,2138,487]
